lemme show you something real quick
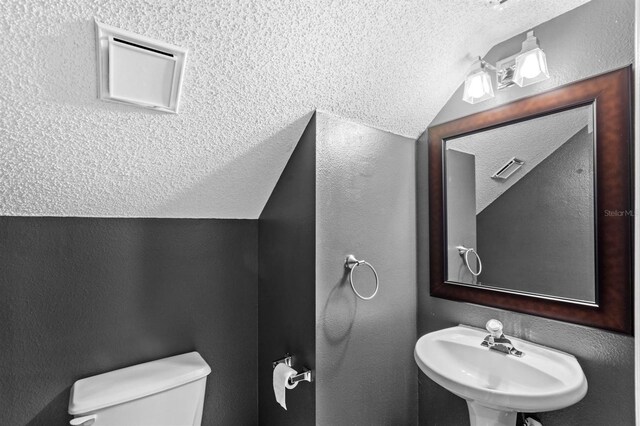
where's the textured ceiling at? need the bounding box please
[448,105,593,213]
[0,0,589,218]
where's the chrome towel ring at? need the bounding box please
[457,246,483,276]
[345,254,379,300]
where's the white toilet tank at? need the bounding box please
[68,352,211,426]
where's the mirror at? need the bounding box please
[428,67,633,334]
[444,104,596,304]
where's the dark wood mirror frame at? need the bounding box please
[428,66,633,335]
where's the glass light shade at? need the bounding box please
[513,47,549,87]
[463,68,494,104]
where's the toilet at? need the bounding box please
[68,352,211,426]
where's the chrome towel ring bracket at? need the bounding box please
[345,254,379,300]
[457,246,483,276]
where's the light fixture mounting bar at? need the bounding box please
[495,53,519,90]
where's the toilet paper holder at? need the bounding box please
[272,354,313,385]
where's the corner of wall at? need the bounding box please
[258,112,317,425]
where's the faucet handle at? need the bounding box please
[485,319,503,337]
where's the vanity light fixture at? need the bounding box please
[464,30,550,103]
[462,58,495,104]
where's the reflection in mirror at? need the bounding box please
[444,104,595,304]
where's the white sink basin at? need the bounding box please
[414,325,587,426]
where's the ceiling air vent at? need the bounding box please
[491,157,524,180]
[94,19,188,113]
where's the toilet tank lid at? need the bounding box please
[68,351,211,415]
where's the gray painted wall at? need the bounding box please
[477,126,596,302]
[0,217,258,426]
[418,0,635,424]
[316,112,417,425]
[258,114,317,426]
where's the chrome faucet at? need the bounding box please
[481,319,524,357]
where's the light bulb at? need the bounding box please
[520,52,541,79]
[513,36,550,88]
[468,74,486,98]
[463,65,494,104]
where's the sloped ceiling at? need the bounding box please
[0,0,589,218]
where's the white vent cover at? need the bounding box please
[94,20,188,113]
[491,157,524,180]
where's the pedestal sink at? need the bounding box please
[414,323,587,426]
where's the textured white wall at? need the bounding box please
[0,0,588,218]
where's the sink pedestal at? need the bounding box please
[466,401,517,426]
